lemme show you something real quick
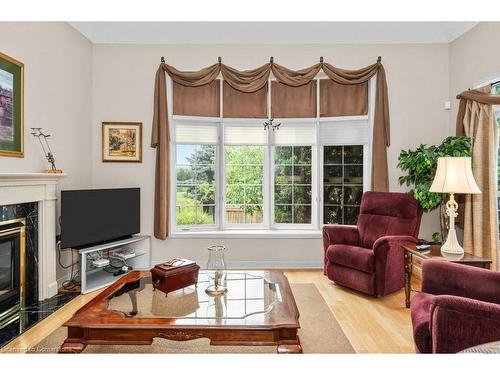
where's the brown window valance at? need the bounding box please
[173,80,220,117]
[271,81,317,118]
[320,80,368,117]
[223,82,268,118]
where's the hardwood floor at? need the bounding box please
[285,270,416,353]
[2,270,416,354]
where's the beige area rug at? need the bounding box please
[33,284,354,354]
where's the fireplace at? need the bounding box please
[0,174,67,347]
[0,219,26,325]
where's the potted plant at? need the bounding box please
[397,136,472,243]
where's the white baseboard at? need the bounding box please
[152,259,322,269]
[47,281,59,298]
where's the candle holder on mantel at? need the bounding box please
[205,245,228,296]
[30,128,63,174]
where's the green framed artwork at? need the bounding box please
[0,52,24,157]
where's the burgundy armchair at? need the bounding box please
[323,191,422,296]
[411,259,500,353]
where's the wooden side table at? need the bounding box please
[402,244,492,308]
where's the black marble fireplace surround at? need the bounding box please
[0,203,77,348]
[1,203,39,306]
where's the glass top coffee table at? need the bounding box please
[60,270,301,354]
[108,272,282,321]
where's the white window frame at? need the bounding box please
[222,118,270,230]
[168,74,375,235]
[270,118,318,230]
[170,115,221,232]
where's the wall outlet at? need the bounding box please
[444,101,451,110]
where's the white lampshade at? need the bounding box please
[430,157,481,194]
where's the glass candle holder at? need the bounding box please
[205,245,227,296]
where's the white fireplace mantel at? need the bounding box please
[0,172,67,300]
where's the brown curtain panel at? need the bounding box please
[271,81,317,118]
[151,59,390,239]
[456,86,500,270]
[223,82,268,118]
[151,67,170,240]
[173,80,220,117]
[320,79,368,117]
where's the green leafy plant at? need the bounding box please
[431,232,441,244]
[176,208,213,225]
[397,136,472,241]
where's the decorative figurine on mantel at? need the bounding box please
[30,127,63,173]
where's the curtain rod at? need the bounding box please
[160,56,382,64]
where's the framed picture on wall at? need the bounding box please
[102,122,143,163]
[0,52,24,158]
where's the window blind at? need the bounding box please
[318,119,370,145]
[272,122,316,145]
[224,121,267,145]
[174,119,219,144]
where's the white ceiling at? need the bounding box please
[69,22,478,44]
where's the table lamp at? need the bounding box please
[429,157,481,254]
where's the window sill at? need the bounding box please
[169,229,322,239]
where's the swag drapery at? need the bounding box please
[151,58,390,239]
[456,87,500,270]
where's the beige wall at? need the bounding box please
[0,22,93,278]
[450,22,500,132]
[1,21,497,281]
[0,22,93,188]
[91,43,450,266]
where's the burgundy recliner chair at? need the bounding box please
[411,259,500,353]
[323,191,422,296]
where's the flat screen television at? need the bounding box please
[60,188,140,249]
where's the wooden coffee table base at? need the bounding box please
[58,271,302,354]
[59,327,302,354]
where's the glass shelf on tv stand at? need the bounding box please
[78,235,150,255]
[78,235,151,294]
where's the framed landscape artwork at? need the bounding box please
[0,52,24,157]
[102,122,143,163]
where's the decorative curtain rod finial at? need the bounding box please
[161,56,165,64]
[270,56,274,64]
[218,56,222,64]
[320,56,324,63]
[377,56,382,63]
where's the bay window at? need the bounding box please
[170,76,375,234]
